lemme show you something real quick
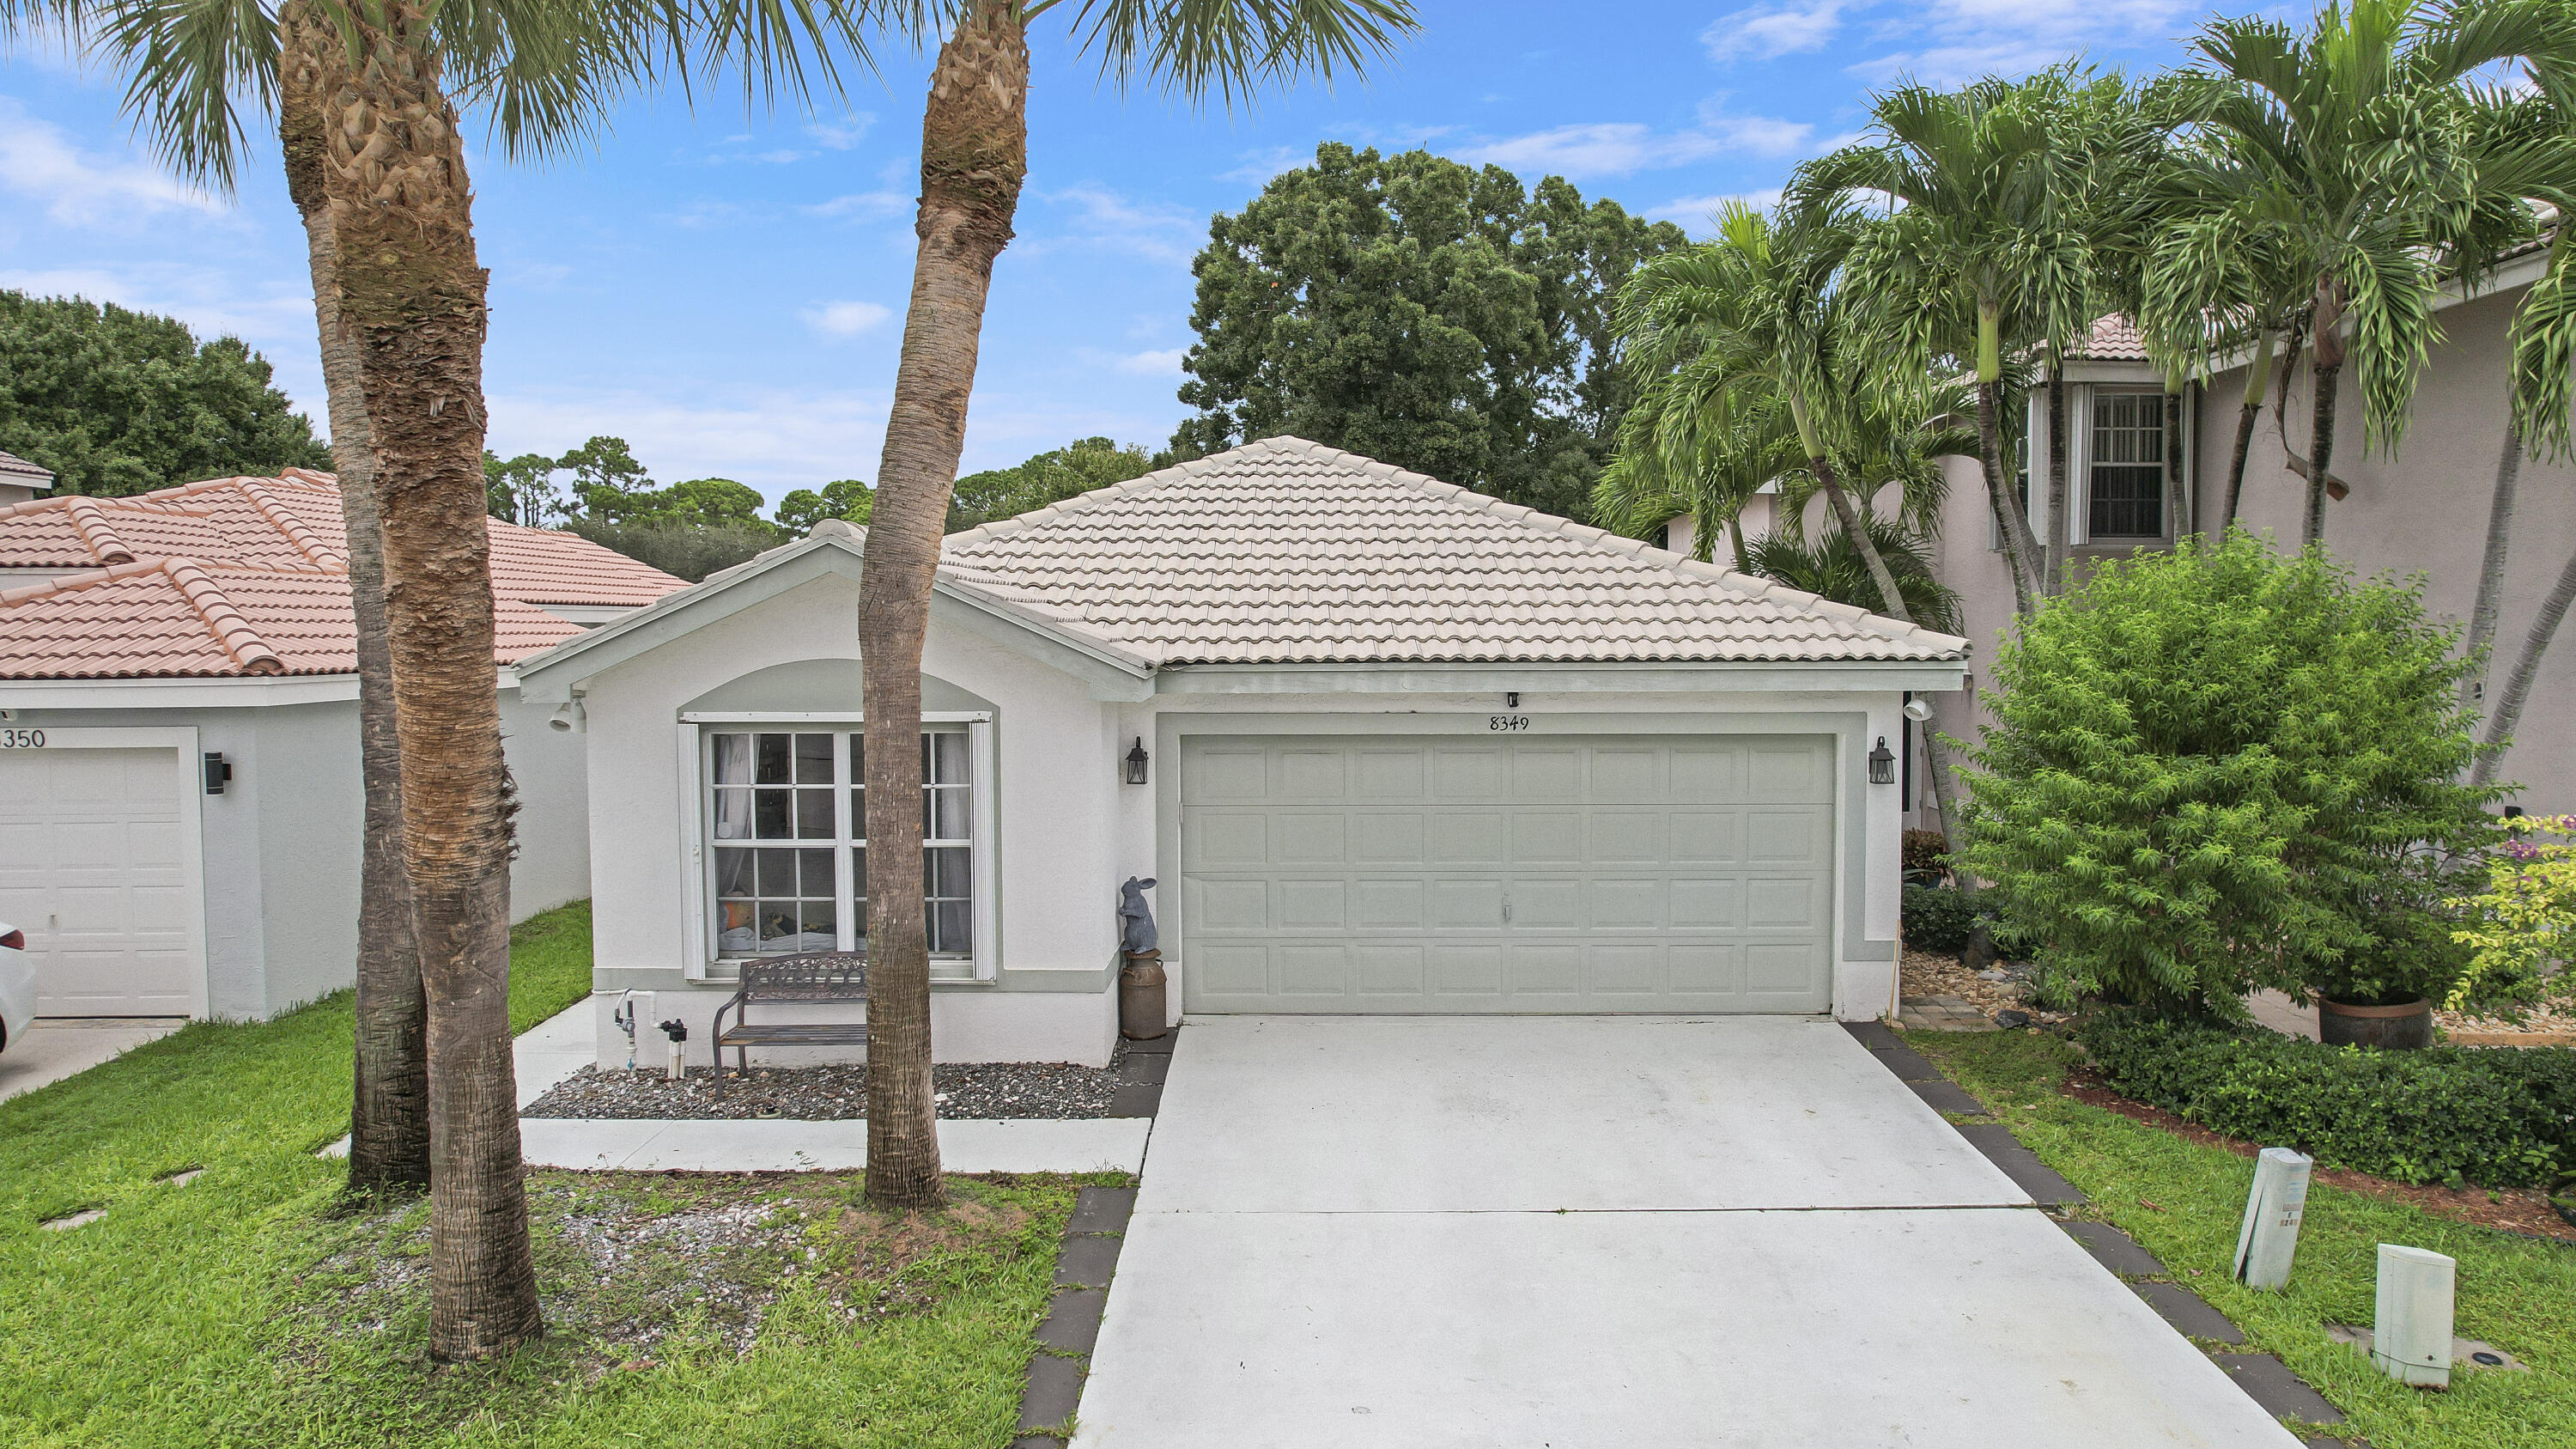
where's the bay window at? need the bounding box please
[698,717,994,978]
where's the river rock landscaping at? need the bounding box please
[523,1058,1127,1121]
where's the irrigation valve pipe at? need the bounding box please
[657,1019,690,1082]
[2233,1148,2314,1291]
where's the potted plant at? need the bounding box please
[2304,863,2475,1050]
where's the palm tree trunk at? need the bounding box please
[2162,377,2186,542]
[314,4,538,1358]
[282,2,426,1200]
[2221,329,2273,527]
[2043,354,2067,594]
[2462,418,2522,712]
[1974,381,2038,615]
[2305,281,2346,546]
[2470,540,2576,790]
[861,0,1029,1214]
[1809,453,1912,626]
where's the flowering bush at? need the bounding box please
[2449,814,2576,1012]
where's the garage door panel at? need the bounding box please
[1182,736,1833,1014]
[3,746,204,1017]
[1589,878,1662,929]
[1513,879,1584,929]
[1190,746,1270,801]
[1427,813,1503,864]
[1352,880,1425,928]
[1352,813,1425,863]
[1587,747,1663,800]
[1196,813,1267,866]
[1277,880,1348,929]
[1509,747,1584,800]
[1508,811,1582,865]
[1274,748,1348,799]
[1278,814,1347,864]
[1353,749,1425,798]
[1429,880,1504,928]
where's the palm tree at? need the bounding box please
[1595,376,1798,571]
[1743,521,1965,636]
[2184,0,2574,545]
[1803,81,2063,612]
[70,0,879,1356]
[856,0,1416,1213]
[1611,198,1923,630]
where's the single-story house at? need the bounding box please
[0,448,54,508]
[1916,234,2574,824]
[0,470,687,1019]
[512,437,1971,1070]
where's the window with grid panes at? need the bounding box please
[708,726,976,961]
[2088,390,2166,538]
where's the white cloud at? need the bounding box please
[806,114,874,150]
[801,189,908,221]
[1217,144,1310,187]
[1648,189,1783,235]
[1703,1,1845,62]
[0,99,222,226]
[1026,185,1203,265]
[804,301,892,338]
[1847,0,2195,84]
[1462,105,1817,180]
[486,385,891,497]
[1115,348,1187,377]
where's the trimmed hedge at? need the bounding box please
[2079,1011,2576,1188]
[1902,885,1978,953]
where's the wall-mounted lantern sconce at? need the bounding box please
[203,752,233,795]
[1868,736,1896,785]
[1124,737,1150,786]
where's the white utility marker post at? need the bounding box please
[2233,1147,2314,1290]
[2373,1245,2458,1388]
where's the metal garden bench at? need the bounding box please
[709,952,867,1096]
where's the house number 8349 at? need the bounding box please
[1486,715,1531,732]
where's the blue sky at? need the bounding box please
[1,0,2260,508]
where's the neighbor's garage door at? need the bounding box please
[1180,734,1834,1014]
[0,746,203,1015]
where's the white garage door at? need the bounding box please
[0,745,204,1016]
[1180,734,1835,1014]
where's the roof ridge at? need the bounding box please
[0,557,165,606]
[238,478,349,572]
[161,557,286,675]
[62,495,138,564]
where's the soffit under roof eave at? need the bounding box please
[1151,660,1972,697]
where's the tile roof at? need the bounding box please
[937,437,1969,665]
[2066,314,2148,362]
[0,470,687,679]
[0,449,52,486]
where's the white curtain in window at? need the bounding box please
[713,734,752,840]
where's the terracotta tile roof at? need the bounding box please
[0,449,52,487]
[0,470,685,679]
[2066,314,2149,362]
[938,437,1968,665]
[0,559,584,678]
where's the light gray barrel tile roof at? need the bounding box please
[939,436,1968,666]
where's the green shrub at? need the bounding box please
[1902,885,1978,953]
[1953,533,2499,1012]
[2078,1011,2576,1188]
[1901,828,1952,880]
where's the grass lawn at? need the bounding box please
[1917,1029,2576,1449]
[0,902,1073,1449]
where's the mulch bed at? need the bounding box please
[2060,1067,2576,1246]
[524,1059,1122,1122]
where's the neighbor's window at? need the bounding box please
[708,726,979,964]
[2088,390,2166,539]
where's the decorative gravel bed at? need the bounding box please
[523,1057,1125,1121]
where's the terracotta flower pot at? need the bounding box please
[2318,995,2433,1050]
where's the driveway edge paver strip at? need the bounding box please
[1017,1026,1171,1446]
[1844,1021,2352,1434]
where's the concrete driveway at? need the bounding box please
[1073,1016,2301,1449]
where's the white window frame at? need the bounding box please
[2082,387,2168,542]
[677,710,996,983]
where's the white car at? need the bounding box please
[0,921,32,1056]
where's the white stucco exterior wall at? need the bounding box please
[5,679,595,1020]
